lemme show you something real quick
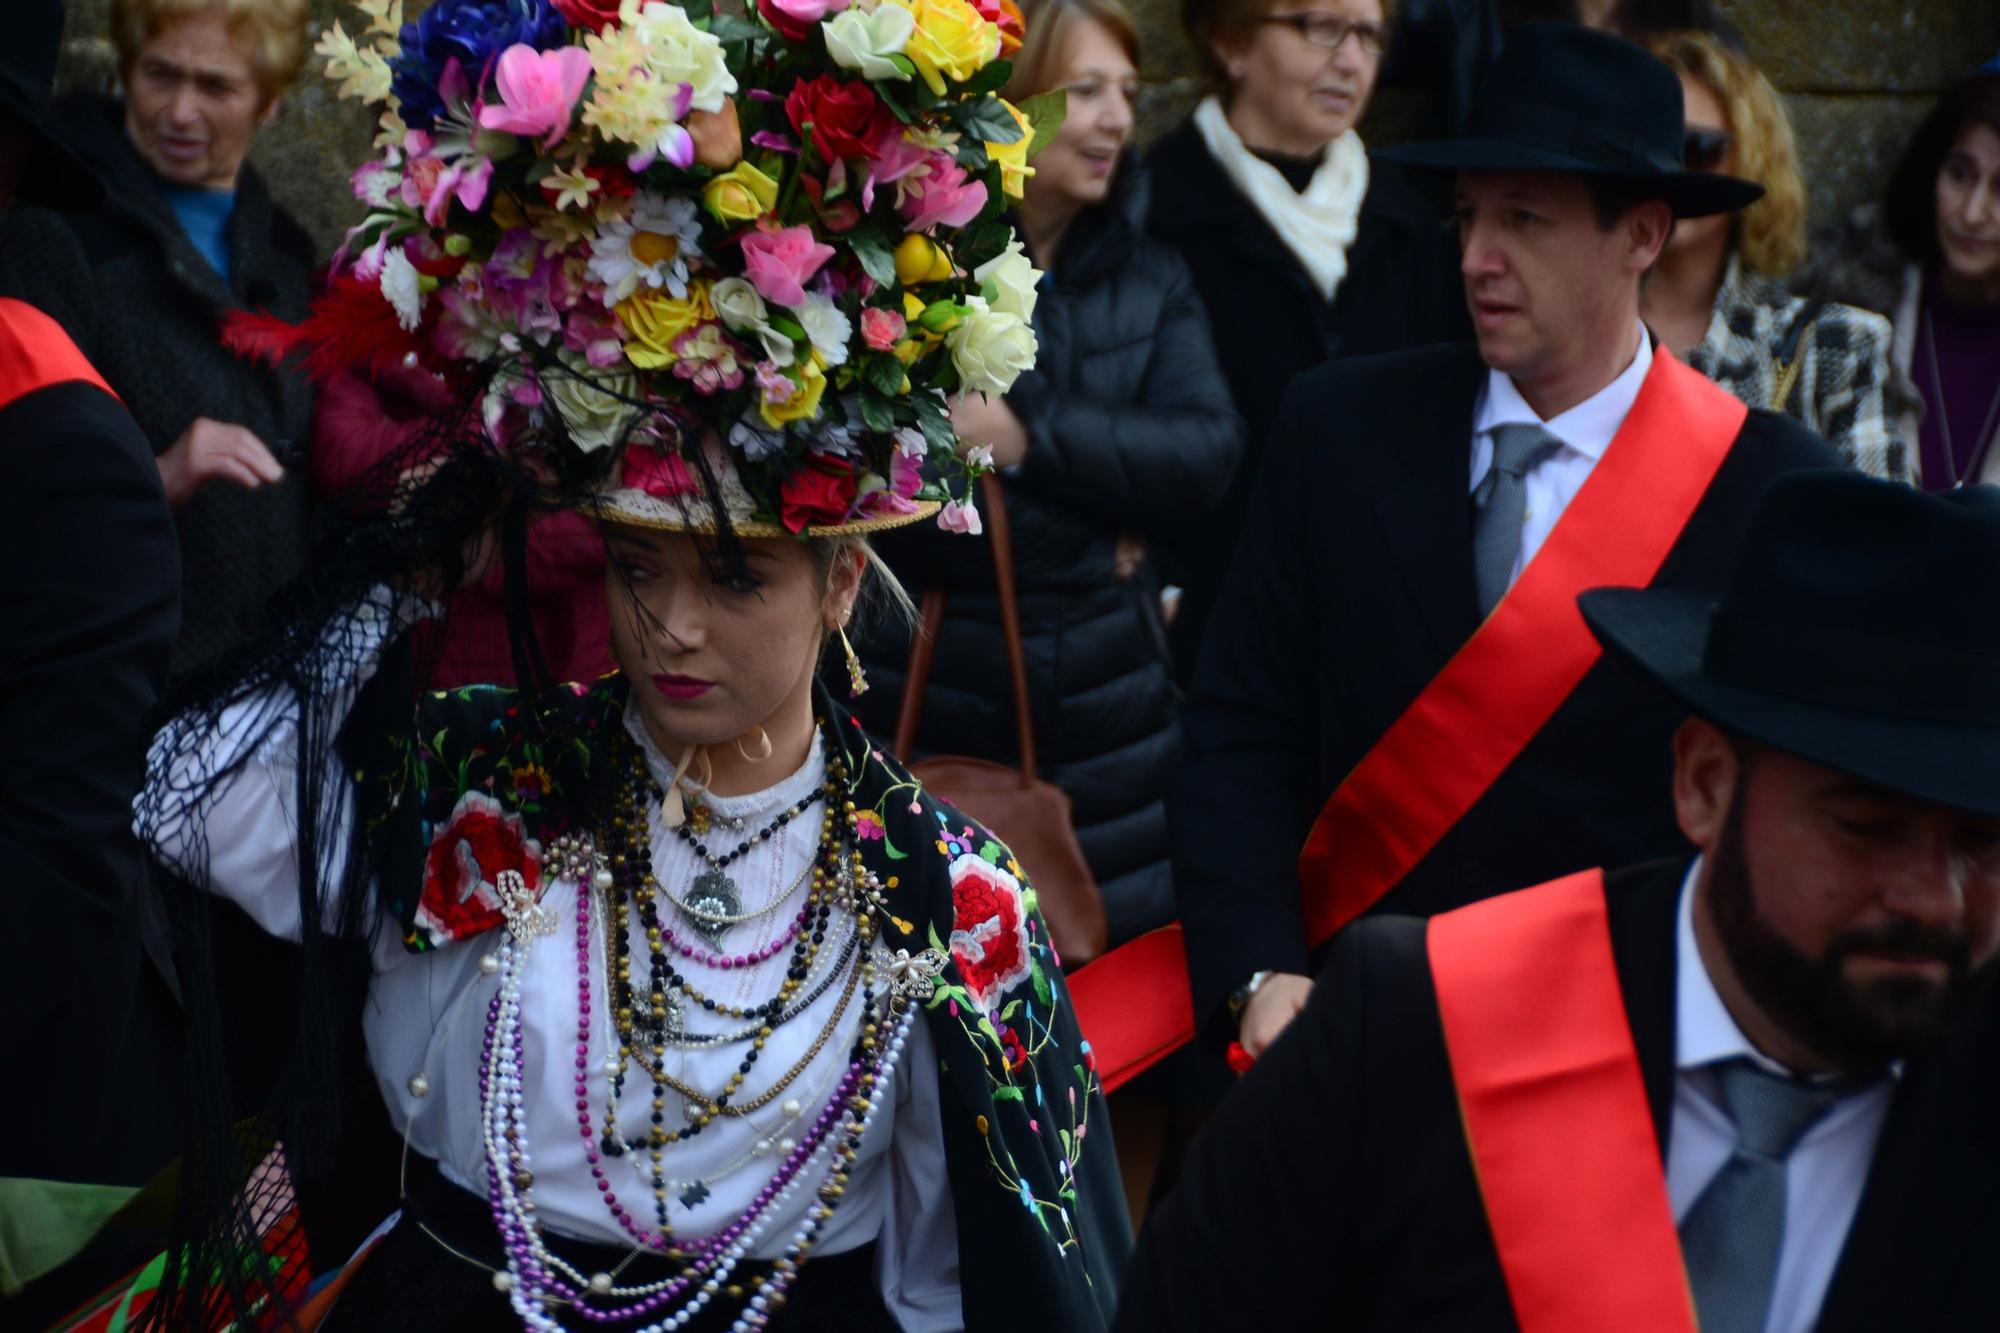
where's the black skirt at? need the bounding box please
[326,1156,901,1331]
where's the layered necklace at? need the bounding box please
[474,721,941,1332]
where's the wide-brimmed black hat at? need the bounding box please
[1,1,100,210]
[1580,472,2000,818]
[1379,24,1762,219]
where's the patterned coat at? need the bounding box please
[359,670,1132,1330]
[1686,254,1913,484]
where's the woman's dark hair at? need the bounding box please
[1884,70,2000,265]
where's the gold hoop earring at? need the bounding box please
[735,726,773,763]
[836,623,869,698]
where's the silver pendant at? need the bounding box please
[680,867,740,950]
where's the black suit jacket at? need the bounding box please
[1118,861,2000,1330]
[1169,342,1844,1031]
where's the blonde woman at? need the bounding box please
[0,0,319,672]
[1641,30,1911,482]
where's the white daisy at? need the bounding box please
[586,194,704,304]
[379,247,424,331]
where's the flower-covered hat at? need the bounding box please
[303,0,1057,538]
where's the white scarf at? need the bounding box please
[1192,95,1369,303]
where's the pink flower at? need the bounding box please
[854,809,886,840]
[901,155,987,231]
[478,44,593,149]
[400,129,492,226]
[862,129,932,211]
[739,224,836,308]
[859,307,906,351]
[564,306,627,368]
[754,359,798,406]
[938,497,983,534]
[622,446,699,499]
[758,0,849,41]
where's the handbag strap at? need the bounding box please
[891,474,1039,785]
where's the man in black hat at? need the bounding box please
[0,1,184,1322]
[1120,471,2000,1331]
[1131,22,1845,1075]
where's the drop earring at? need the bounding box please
[837,623,868,697]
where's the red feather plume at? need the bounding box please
[221,273,425,386]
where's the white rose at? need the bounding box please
[710,277,795,367]
[621,0,737,112]
[948,296,1037,397]
[544,354,639,453]
[798,292,853,369]
[972,237,1041,322]
[822,5,915,81]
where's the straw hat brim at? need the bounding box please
[590,491,941,539]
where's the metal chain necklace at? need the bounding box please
[1923,304,2000,489]
[667,781,827,950]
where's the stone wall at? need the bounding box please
[56,0,2000,254]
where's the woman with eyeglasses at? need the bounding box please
[1639,31,1911,482]
[1145,0,1463,686]
[1800,57,2000,492]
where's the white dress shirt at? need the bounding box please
[140,588,965,1330]
[1668,859,1897,1333]
[1468,321,1652,591]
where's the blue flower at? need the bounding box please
[1017,1179,1036,1212]
[391,0,567,128]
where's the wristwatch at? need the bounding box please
[1227,969,1276,1024]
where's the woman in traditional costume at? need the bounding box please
[132,0,1127,1328]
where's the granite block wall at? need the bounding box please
[54,0,2000,256]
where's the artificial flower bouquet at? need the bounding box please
[308,0,1059,534]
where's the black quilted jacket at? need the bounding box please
[853,157,1245,947]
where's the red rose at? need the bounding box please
[785,76,896,167]
[756,0,815,42]
[552,0,622,31]
[414,792,543,946]
[779,458,860,533]
[947,853,1032,1009]
[623,445,699,499]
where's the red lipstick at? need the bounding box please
[652,673,713,700]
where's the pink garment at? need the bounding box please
[312,367,614,689]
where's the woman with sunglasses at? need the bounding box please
[1640,31,1911,482]
[1801,56,2000,492]
[1145,0,1463,685]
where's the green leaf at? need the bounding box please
[858,386,897,434]
[909,390,957,451]
[953,140,992,174]
[954,96,1025,145]
[848,229,899,287]
[1058,1128,1073,1156]
[1018,89,1068,158]
[979,838,1004,864]
[706,12,762,41]
[928,922,947,954]
[953,219,1012,272]
[884,834,909,860]
[862,352,908,398]
[958,59,1013,96]
[994,1084,1025,1101]
[977,1015,1000,1044]
[1032,960,1053,1007]
[1000,999,1022,1021]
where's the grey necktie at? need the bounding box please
[1678,1059,1847,1333]
[1472,423,1562,615]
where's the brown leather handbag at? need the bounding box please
[892,475,1110,968]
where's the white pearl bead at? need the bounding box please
[588,1271,613,1294]
[779,1136,796,1155]
[603,1057,622,1077]
[594,867,615,890]
[492,1270,514,1293]
[479,953,500,975]
[780,1098,802,1118]
[407,1072,431,1098]
[755,1137,774,1156]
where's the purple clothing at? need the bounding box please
[1916,271,2000,491]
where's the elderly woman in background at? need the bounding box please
[1802,57,2000,491]
[1144,0,1462,682]
[0,0,314,675]
[1640,30,1910,482]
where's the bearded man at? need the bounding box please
[1119,470,2000,1333]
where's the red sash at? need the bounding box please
[1070,350,1746,1092]
[1429,870,1695,1333]
[0,296,114,409]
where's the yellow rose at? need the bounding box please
[890,0,999,97]
[759,355,829,428]
[893,234,953,286]
[617,284,715,370]
[986,100,1035,200]
[701,161,779,225]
